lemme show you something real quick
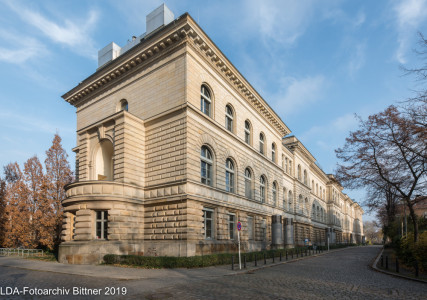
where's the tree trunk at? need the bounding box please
[406,197,418,243]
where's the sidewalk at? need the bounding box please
[0,247,349,280]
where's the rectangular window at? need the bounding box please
[247,216,254,240]
[96,211,108,240]
[245,131,250,144]
[71,213,76,240]
[229,214,235,239]
[203,208,214,239]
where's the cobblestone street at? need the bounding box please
[0,246,426,299]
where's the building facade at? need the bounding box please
[59,5,363,264]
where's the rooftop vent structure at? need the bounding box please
[97,3,175,69]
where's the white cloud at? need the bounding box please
[271,75,326,114]
[0,110,73,135]
[244,0,317,46]
[299,113,358,151]
[0,30,46,64]
[6,1,99,59]
[393,0,427,63]
[348,42,366,78]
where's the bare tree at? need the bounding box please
[336,106,426,242]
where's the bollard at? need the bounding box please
[381,255,383,267]
[244,255,247,269]
[385,256,388,269]
[280,252,282,261]
[255,254,257,267]
[286,251,288,260]
[273,252,275,263]
[297,249,299,258]
[264,253,266,265]
[306,248,308,256]
[232,255,234,270]
[395,258,399,273]
[415,261,419,277]
[291,250,294,259]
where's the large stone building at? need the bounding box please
[59,4,364,264]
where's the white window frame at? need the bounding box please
[225,105,233,132]
[203,208,214,239]
[225,158,235,193]
[201,85,211,116]
[95,211,108,240]
[201,146,213,186]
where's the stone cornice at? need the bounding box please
[62,14,192,106]
[62,13,290,137]
[184,16,290,137]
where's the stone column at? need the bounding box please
[271,215,283,248]
[284,218,294,246]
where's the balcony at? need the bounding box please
[64,180,144,204]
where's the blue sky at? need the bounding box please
[1,0,426,220]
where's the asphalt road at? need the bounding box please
[0,246,425,299]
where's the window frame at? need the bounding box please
[272,181,277,206]
[228,213,236,240]
[225,158,235,193]
[203,208,214,239]
[260,175,266,203]
[200,85,212,116]
[244,120,251,145]
[271,143,276,163]
[259,133,265,155]
[225,105,234,132]
[95,210,108,240]
[201,146,213,186]
[244,168,252,199]
[247,216,254,240]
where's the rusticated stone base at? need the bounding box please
[58,241,144,264]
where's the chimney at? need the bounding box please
[97,3,174,69]
[146,3,174,36]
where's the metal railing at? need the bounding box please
[0,248,44,257]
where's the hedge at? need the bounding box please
[104,244,357,268]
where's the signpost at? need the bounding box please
[237,221,242,270]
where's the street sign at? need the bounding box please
[237,222,242,231]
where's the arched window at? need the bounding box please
[95,140,114,181]
[303,170,307,185]
[305,198,309,216]
[259,133,265,154]
[283,188,287,209]
[312,180,314,189]
[225,105,233,132]
[244,168,252,199]
[272,181,277,206]
[201,85,211,116]
[317,206,320,220]
[288,190,293,212]
[298,194,303,213]
[271,143,276,162]
[289,160,292,175]
[297,165,301,181]
[285,158,288,173]
[225,158,235,193]
[260,175,266,203]
[244,120,251,145]
[312,204,316,219]
[200,146,213,186]
[120,99,128,111]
